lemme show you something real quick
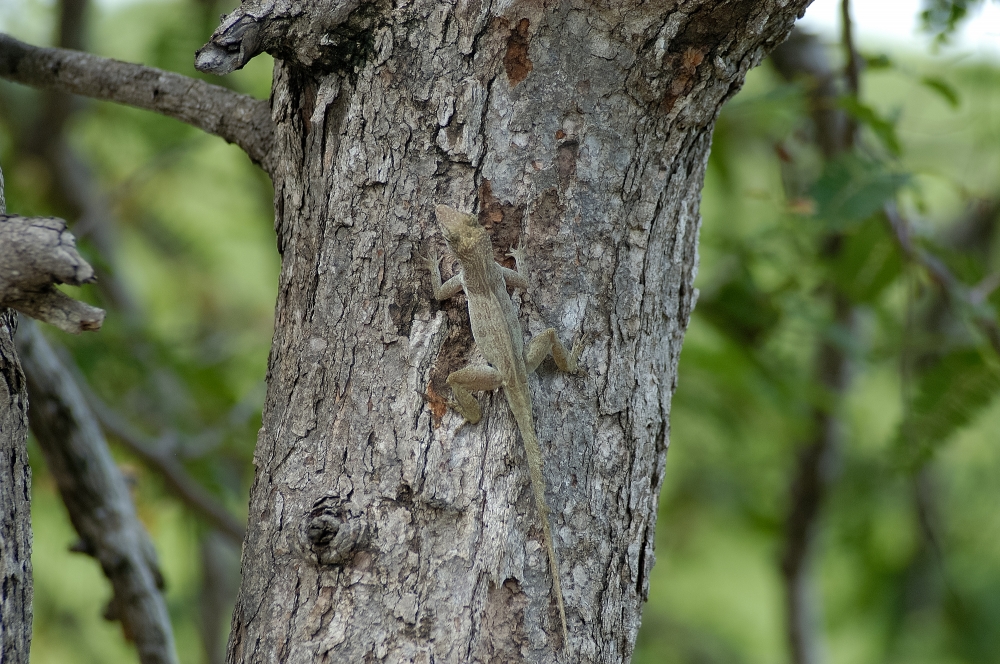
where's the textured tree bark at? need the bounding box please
[209,2,812,661]
[0,169,32,664]
[0,215,105,334]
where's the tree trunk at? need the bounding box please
[0,168,32,664]
[221,2,810,661]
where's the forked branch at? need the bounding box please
[0,214,105,334]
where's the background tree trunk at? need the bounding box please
[0,169,32,664]
[224,1,810,661]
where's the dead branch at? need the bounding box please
[0,214,105,333]
[87,395,247,545]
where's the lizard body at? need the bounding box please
[426,204,582,644]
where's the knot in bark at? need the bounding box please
[301,498,369,566]
[196,0,382,76]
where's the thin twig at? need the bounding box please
[0,33,274,169]
[779,295,851,664]
[884,203,1000,355]
[87,395,246,545]
[840,0,861,97]
[840,0,861,146]
[771,19,863,664]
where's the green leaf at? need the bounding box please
[696,268,782,347]
[829,217,904,303]
[839,97,903,156]
[920,0,974,42]
[810,154,910,230]
[863,53,893,70]
[920,76,961,108]
[897,349,1000,468]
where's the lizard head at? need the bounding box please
[435,205,488,259]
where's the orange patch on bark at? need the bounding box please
[504,18,533,86]
[660,46,707,112]
[426,382,448,421]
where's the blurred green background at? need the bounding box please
[2,1,999,662]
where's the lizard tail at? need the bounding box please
[511,403,569,645]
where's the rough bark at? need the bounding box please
[16,322,178,664]
[199,1,812,661]
[0,214,105,334]
[0,165,32,664]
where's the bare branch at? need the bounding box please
[779,311,849,664]
[198,531,240,664]
[0,214,105,333]
[770,30,849,159]
[87,395,247,546]
[15,0,142,317]
[0,33,274,170]
[16,321,178,664]
[840,0,861,147]
[195,0,365,75]
[885,203,1000,355]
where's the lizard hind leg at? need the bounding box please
[445,364,503,424]
[524,328,584,375]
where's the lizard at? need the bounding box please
[425,203,583,644]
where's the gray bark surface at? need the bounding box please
[210,1,811,661]
[0,310,30,664]
[0,214,105,334]
[0,164,32,664]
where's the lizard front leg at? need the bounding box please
[445,364,502,424]
[425,252,464,301]
[524,329,584,374]
[499,240,529,291]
